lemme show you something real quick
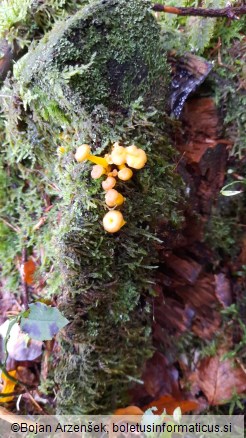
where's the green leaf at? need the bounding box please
[221,190,242,197]
[20,302,69,341]
[220,180,245,197]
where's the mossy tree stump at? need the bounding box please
[2,0,183,413]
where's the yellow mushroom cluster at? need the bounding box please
[74,142,147,233]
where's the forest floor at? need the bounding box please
[130,91,246,416]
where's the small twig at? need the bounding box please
[21,248,28,310]
[0,217,20,233]
[152,4,246,19]
[21,166,61,193]
[32,216,47,232]
[25,391,46,414]
[209,37,222,56]
[173,151,186,172]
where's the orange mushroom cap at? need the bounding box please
[118,167,133,181]
[91,165,106,179]
[102,176,117,191]
[111,143,127,166]
[125,145,147,169]
[105,189,125,207]
[75,144,108,167]
[103,211,126,233]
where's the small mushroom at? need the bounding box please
[107,169,118,177]
[105,189,125,207]
[91,164,106,179]
[125,145,147,169]
[118,166,133,181]
[103,211,126,233]
[102,176,117,191]
[111,142,127,166]
[75,144,108,168]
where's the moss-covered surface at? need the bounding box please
[14,0,168,118]
[54,105,183,413]
[0,0,184,414]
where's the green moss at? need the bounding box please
[0,149,60,293]
[212,38,246,159]
[197,13,246,159]
[53,103,183,414]
[0,0,88,48]
[205,208,237,258]
[14,0,168,118]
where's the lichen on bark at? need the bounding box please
[1,0,184,414]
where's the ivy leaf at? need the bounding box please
[20,302,69,341]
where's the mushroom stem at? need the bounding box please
[87,155,109,167]
[118,164,126,170]
[75,144,109,168]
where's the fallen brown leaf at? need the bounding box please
[189,351,246,405]
[154,299,194,334]
[163,254,202,284]
[214,273,232,308]
[142,352,181,400]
